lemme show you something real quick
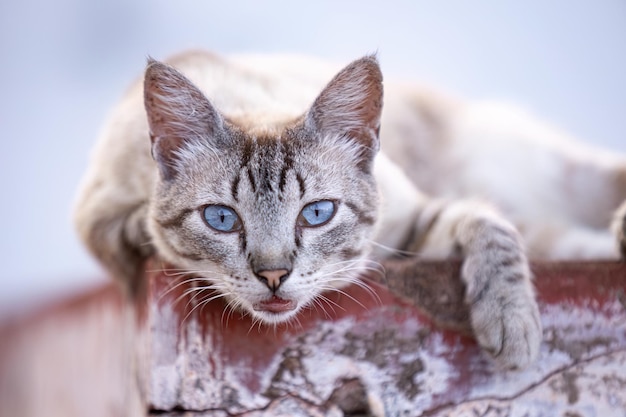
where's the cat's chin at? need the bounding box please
[253,295,297,314]
[251,296,300,324]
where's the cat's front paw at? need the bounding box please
[461,225,542,369]
[468,276,541,369]
[612,200,626,259]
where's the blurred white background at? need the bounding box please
[1,0,625,317]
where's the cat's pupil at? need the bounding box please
[203,205,240,232]
[299,200,335,227]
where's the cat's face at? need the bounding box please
[144,56,383,324]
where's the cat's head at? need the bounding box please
[143,55,383,324]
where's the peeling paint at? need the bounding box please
[144,262,626,416]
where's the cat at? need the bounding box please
[73,50,626,371]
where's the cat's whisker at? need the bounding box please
[151,264,224,275]
[139,239,155,247]
[181,290,232,324]
[314,263,364,280]
[153,269,196,277]
[181,298,205,325]
[197,293,215,317]
[367,239,420,258]
[169,282,223,307]
[158,277,209,297]
[314,260,384,293]
[309,295,334,320]
[247,315,265,335]
[317,290,346,311]
[158,278,206,302]
[178,283,223,297]
[313,293,343,318]
[222,297,247,328]
[181,286,217,311]
[289,314,303,331]
[314,267,367,284]
[330,272,382,302]
[156,272,225,301]
[309,295,327,316]
[191,289,221,318]
[319,284,369,311]
[221,299,240,327]
[360,260,387,276]
[158,268,224,278]
[326,258,387,280]
[327,276,382,307]
[224,300,242,327]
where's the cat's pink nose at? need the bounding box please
[255,269,290,292]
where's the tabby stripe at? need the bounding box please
[246,166,257,193]
[240,136,253,167]
[240,230,247,254]
[344,201,375,226]
[494,253,523,269]
[296,173,306,198]
[240,137,256,192]
[503,271,525,284]
[403,205,444,252]
[231,172,240,202]
[295,229,302,248]
[339,247,360,260]
[278,162,288,193]
[260,165,274,192]
[279,147,294,193]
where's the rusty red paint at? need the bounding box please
[145,261,626,415]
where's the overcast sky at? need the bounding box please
[1,0,625,317]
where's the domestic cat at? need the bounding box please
[74,50,626,370]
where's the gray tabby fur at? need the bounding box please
[74,50,626,370]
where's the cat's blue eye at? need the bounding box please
[203,205,241,232]
[298,200,336,227]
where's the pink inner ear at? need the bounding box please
[150,135,186,181]
[144,60,224,142]
[143,60,225,179]
[306,55,383,146]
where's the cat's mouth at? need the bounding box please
[253,296,297,314]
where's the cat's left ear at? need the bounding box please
[305,55,383,166]
[144,58,225,180]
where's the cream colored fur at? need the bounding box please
[74,50,626,371]
[228,52,626,260]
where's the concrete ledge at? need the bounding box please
[143,260,626,416]
[1,261,624,416]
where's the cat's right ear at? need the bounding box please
[304,55,383,169]
[144,58,224,180]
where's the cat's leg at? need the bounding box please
[74,186,153,295]
[374,154,541,369]
[410,199,542,369]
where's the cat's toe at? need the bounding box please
[470,289,542,370]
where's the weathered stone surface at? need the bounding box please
[1,262,623,416]
[144,261,626,416]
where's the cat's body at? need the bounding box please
[226,53,626,260]
[74,50,626,370]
